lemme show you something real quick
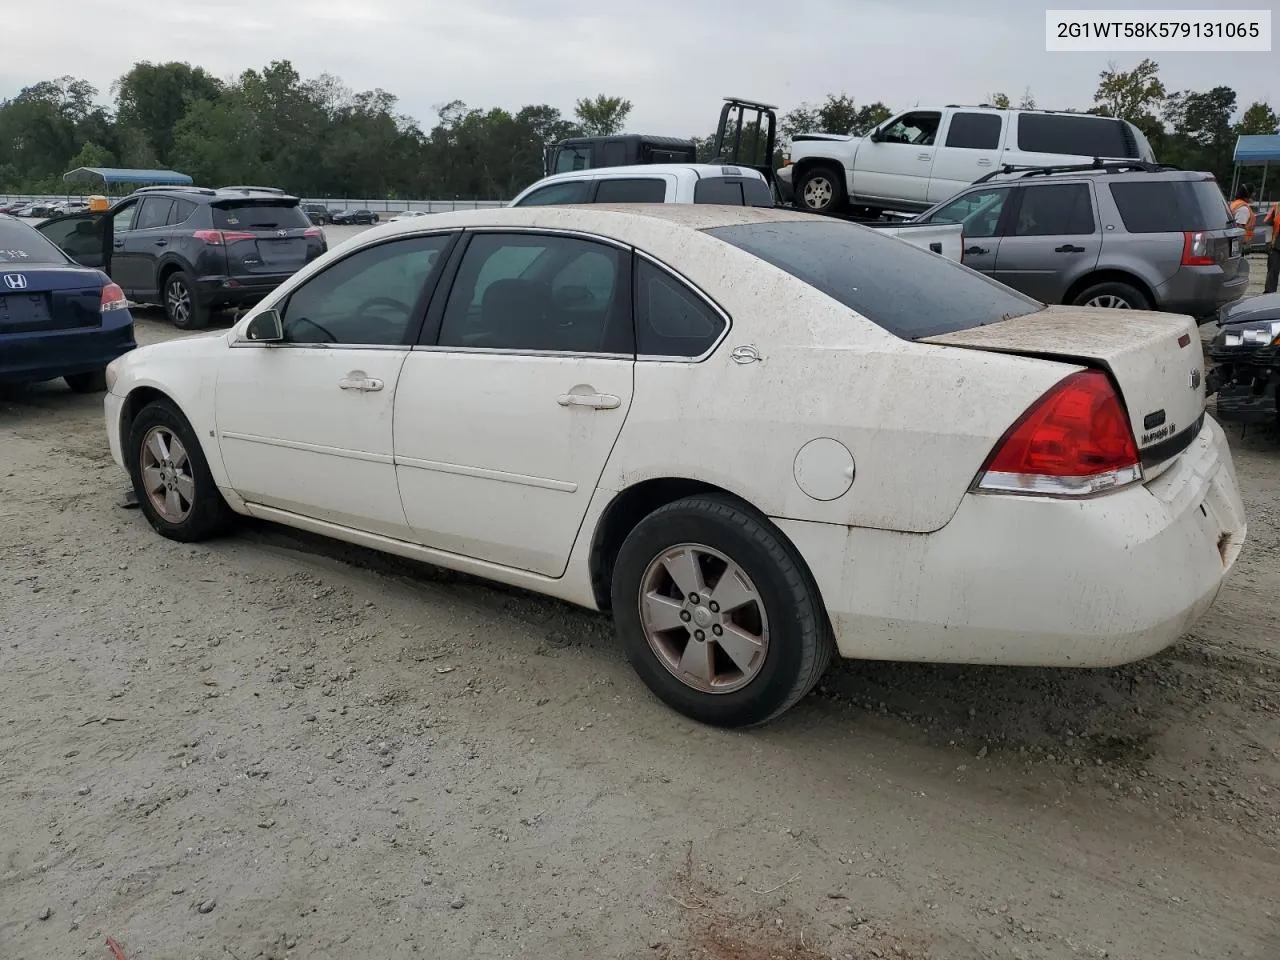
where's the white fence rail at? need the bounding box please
[1,194,510,213]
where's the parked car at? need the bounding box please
[100,204,1244,727]
[0,214,136,393]
[911,162,1247,318]
[331,209,379,225]
[1206,293,1280,424]
[36,185,328,329]
[301,202,331,225]
[510,163,964,261]
[779,105,1156,216]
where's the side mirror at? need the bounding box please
[244,309,284,343]
[869,132,884,143]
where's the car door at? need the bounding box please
[916,185,1014,276]
[393,229,635,577]
[926,111,1005,203]
[991,182,1102,303]
[118,196,174,300]
[854,110,942,205]
[214,231,458,538]
[35,212,110,271]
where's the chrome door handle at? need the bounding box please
[339,375,384,392]
[557,392,620,409]
[977,158,993,166]
[917,153,932,161]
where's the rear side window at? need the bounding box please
[1016,114,1136,158]
[703,219,1042,340]
[1109,180,1233,233]
[168,199,197,225]
[945,113,1002,150]
[634,258,727,358]
[1012,183,1095,235]
[212,202,310,230]
[594,178,667,203]
[0,220,70,264]
[514,181,591,207]
[693,178,773,207]
[135,197,173,230]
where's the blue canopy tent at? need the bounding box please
[1230,135,1280,201]
[61,167,194,192]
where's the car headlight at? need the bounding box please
[105,358,121,393]
[1223,319,1280,348]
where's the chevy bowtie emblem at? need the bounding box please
[3,273,28,290]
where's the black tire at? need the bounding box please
[163,269,209,330]
[794,164,847,214]
[65,369,107,393]
[610,494,834,728]
[1070,280,1150,311]
[127,399,235,542]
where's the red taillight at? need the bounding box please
[100,282,127,312]
[192,229,256,245]
[1181,231,1215,266]
[303,226,323,238]
[974,369,1142,497]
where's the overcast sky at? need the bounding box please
[6,0,1277,136]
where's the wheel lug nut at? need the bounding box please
[708,602,719,613]
[712,624,723,636]
[694,630,705,642]
[689,593,700,604]
[679,610,691,622]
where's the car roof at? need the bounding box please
[531,163,767,185]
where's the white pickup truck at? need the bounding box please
[509,163,964,262]
[778,105,1155,217]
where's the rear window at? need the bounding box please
[693,178,774,207]
[0,220,70,264]
[1016,114,1137,158]
[1109,180,1232,233]
[212,202,310,230]
[703,219,1043,339]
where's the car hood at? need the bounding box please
[1217,293,1280,328]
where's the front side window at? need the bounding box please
[877,112,942,146]
[922,187,1011,238]
[553,145,592,173]
[436,232,630,354]
[279,234,451,346]
[514,181,591,207]
[634,258,727,358]
[1012,183,1095,236]
[112,201,139,233]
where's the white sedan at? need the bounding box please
[102,204,1247,727]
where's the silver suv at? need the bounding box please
[914,162,1248,319]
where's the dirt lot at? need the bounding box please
[2,254,1278,960]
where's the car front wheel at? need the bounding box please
[127,399,234,542]
[610,494,834,727]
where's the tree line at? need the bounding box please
[0,58,1276,200]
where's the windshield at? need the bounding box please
[212,202,310,230]
[0,220,71,264]
[703,219,1043,339]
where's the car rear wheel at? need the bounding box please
[127,400,234,542]
[164,270,209,330]
[795,165,847,214]
[610,494,834,727]
[1072,281,1150,311]
[64,369,107,393]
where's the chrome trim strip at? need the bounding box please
[408,345,631,360]
[395,455,577,492]
[220,431,394,464]
[228,341,410,351]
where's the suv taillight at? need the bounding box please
[973,370,1142,497]
[1181,231,1216,266]
[193,229,257,245]
[100,282,127,312]
[303,227,323,238]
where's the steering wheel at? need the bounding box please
[288,316,337,343]
[355,296,412,318]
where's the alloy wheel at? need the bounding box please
[139,425,195,523]
[1085,294,1132,309]
[167,277,191,325]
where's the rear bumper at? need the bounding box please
[776,416,1245,667]
[1158,263,1249,320]
[775,166,795,202]
[0,316,136,384]
[193,274,293,307]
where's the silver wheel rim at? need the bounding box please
[167,278,190,324]
[139,426,195,523]
[802,176,833,209]
[1086,294,1131,309]
[638,543,769,695]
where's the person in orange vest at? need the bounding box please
[1230,185,1256,246]
[1262,199,1279,294]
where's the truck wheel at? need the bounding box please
[796,165,847,214]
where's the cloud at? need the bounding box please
[3,0,1275,137]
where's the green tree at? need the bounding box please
[113,62,224,166]
[1092,58,1166,136]
[1237,101,1279,136]
[574,95,631,136]
[780,94,890,140]
[67,141,115,170]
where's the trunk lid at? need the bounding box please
[211,199,323,277]
[0,266,105,334]
[922,306,1206,468]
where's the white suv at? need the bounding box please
[509,164,774,208]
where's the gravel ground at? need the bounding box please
[1,251,1278,960]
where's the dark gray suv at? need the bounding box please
[914,162,1248,319]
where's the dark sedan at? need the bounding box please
[330,208,380,225]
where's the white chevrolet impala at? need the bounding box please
[102,204,1247,727]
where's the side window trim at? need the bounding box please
[254,230,460,351]
[416,227,636,358]
[632,250,733,363]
